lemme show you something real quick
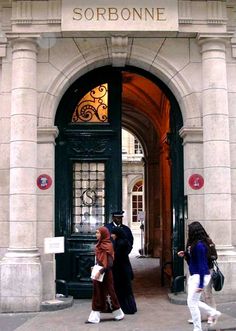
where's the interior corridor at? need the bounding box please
[130,255,167,298]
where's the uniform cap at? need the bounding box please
[112,211,124,217]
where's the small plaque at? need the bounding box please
[37,174,52,190]
[44,237,65,254]
[188,174,204,190]
[138,211,145,222]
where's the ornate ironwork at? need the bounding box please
[72,84,108,123]
[71,138,109,155]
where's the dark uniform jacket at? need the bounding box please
[105,222,134,253]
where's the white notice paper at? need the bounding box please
[44,237,65,254]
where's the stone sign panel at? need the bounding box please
[62,0,178,31]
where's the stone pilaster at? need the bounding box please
[198,35,236,292]
[37,126,58,301]
[179,126,204,221]
[0,37,42,312]
[198,36,231,233]
[122,173,129,225]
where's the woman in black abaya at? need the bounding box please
[111,227,137,314]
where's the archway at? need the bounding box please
[121,69,184,288]
[54,66,184,297]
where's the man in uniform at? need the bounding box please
[106,211,134,254]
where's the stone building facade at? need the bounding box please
[0,0,236,312]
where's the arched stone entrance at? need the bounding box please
[54,66,184,297]
[36,36,201,302]
[2,2,236,314]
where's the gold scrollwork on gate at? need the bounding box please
[72,84,108,123]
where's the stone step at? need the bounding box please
[41,296,73,312]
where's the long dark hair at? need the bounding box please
[187,221,209,252]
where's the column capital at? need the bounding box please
[7,33,40,54]
[197,33,232,51]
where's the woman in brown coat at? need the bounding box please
[87,226,124,323]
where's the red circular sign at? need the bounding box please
[188,174,204,190]
[37,174,52,190]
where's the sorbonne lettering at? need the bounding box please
[73,7,166,21]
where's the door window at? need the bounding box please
[73,162,105,234]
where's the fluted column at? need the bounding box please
[0,37,42,312]
[199,35,231,243]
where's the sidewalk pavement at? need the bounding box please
[1,256,236,331]
[0,292,236,331]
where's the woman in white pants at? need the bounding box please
[178,221,221,331]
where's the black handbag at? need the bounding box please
[211,261,224,291]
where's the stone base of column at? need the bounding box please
[215,245,236,294]
[0,249,42,312]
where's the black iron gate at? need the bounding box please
[55,68,122,298]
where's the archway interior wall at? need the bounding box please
[122,113,162,258]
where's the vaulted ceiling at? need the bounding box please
[122,71,170,154]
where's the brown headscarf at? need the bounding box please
[95,226,114,268]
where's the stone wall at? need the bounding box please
[0,0,236,311]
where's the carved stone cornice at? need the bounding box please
[231,32,236,58]
[0,36,7,57]
[37,126,59,144]
[179,126,203,145]
[179,0,227,26]
[11,0,61,26]
[178,0,193,25]
[6,32,41,40]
